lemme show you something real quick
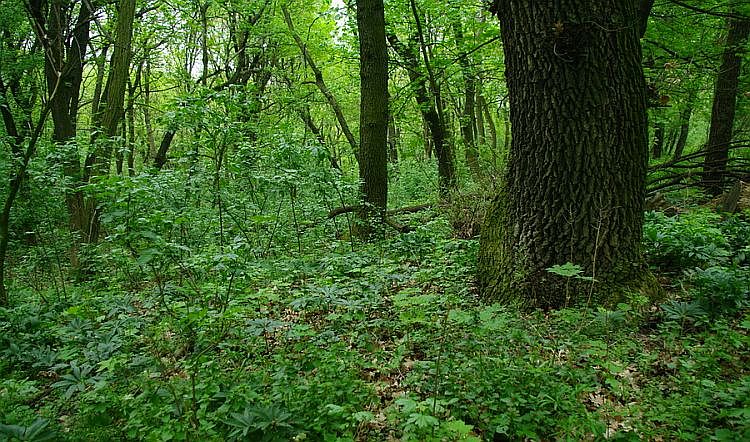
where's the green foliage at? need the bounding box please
[689,266,749,317]
[1,0,749,439]
[2,211,749,440]
[225,404,298,441]
[661,299,707,327]
[643,211,736,271]
[0,418,57,442]
[546,262,595,281]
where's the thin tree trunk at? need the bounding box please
[87,0,136,174]
[422,115,432,159]
[673,103,693,160]
[116,121,124,175]
[299,105,340,170]
[153,130,176,170]
[475,89,486,148]
[90,44,110,126]
[701,16,750,195]
[29,0,92,248]
[387,32,455,195]
[387,113,399,163]
[281,4,359,161]
[80,0,136,242]
[126,74,138,176]
[651,122,664,159]
[453,19,480,177]
[501,105,510,151]
[0,96,55,305]
[409,0,456,195]
[142,54,156,163]
[200,2,209,87]
[479,94,497,165]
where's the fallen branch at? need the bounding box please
[327,203,432,219]
[385,217,414,233]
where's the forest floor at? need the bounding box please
[1,204,749,441]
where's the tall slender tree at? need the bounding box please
[355,0,388,237]
[387,32,455,196]
[27,0,93,244]
[701,15,750,195]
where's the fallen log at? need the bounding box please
[327,203,432,219]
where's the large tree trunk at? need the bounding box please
[354,0,388,238]
[479,0,659,309]
[701,17,750,195]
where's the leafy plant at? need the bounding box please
[689,266,749,317]
[644,211,733,271]
[51,361,99,399]
[225,404,298,441]
[661,300,707,328]
[0,418,57,441]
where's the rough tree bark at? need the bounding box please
[701,16,750,195]
[354,0,388,238]
[479,0,660,308]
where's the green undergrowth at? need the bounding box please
[1,210,749,441]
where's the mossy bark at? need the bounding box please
[480,0,661,309]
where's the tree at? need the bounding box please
[354,0,388,237]
[478,0,660,308]
[387,32,456,196]
[82,0,137,242]
[701,15,750,195]
[453,17,480,178]
[26,0,93,244]
[282,3,359,162]
[0,1,46,304]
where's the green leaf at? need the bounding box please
[408,413,439,429]
[546,262,583,278]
